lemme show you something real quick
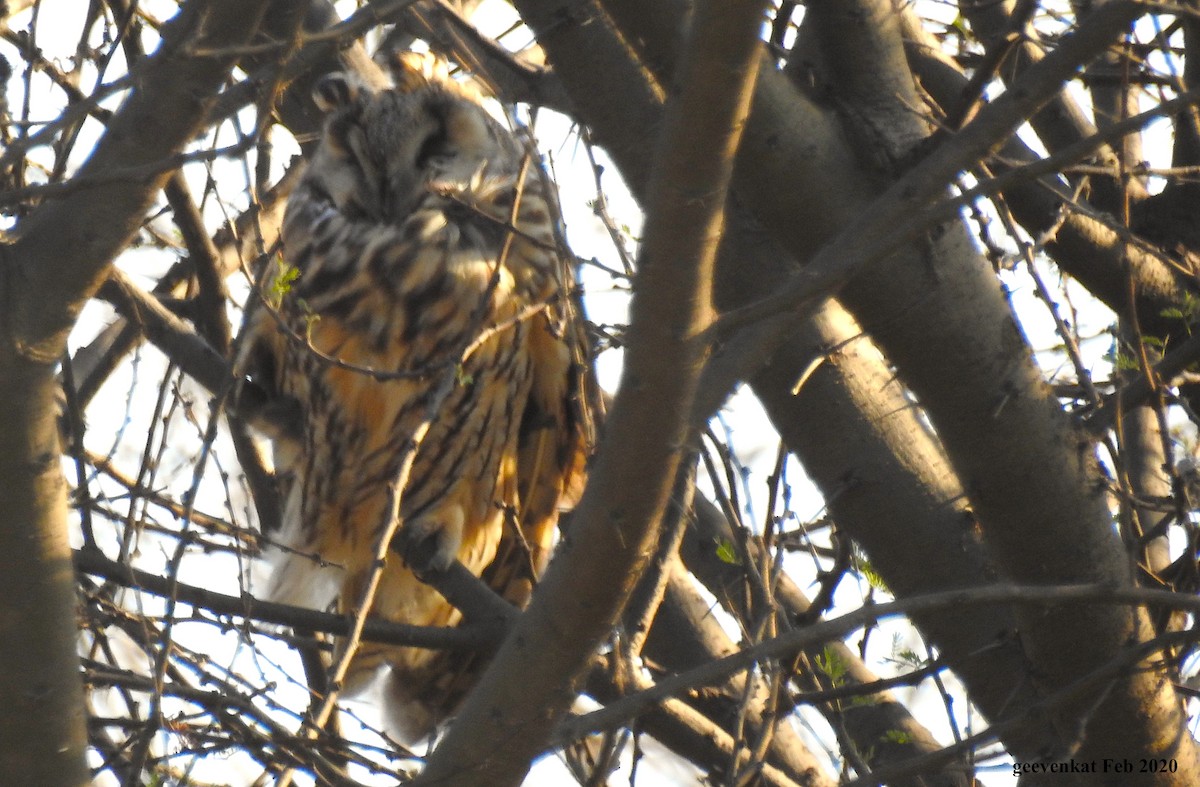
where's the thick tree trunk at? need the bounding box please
[0,349,89,787]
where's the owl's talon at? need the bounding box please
[397,519,457,574]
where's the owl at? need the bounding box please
[235,53,593,740]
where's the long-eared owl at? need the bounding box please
[235,53,593,740]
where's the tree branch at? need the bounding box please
[413,2,769,783]
[558,582,1200,748]
[898,11,1200,339]
[514,0,1046,767]
[7,0,271,359]
[73,547,489,651]
[0,2,271,783]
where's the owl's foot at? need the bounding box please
[395,516,462,574]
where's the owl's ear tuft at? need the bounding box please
[388,52,486,103]
[389,52,450,93]
[313,73,364,113]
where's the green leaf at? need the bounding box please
[715,539,740,565]
[852,545,890,593]
[1113,352,1139,372]
[848,693,880,708]
[816,644,848,686]
[268,260,301,308]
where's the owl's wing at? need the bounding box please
[233,293,305,471]
[479,287,598,608]
[231,184,346,474]
[421,291,596,720]
[528,292,597,507]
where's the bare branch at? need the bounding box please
[559,582,1200,747]
[7,0,271,358]
[414,1,771,783]
[74,546,489,651]
[0,2,271,783]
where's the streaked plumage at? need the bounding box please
[235,54,592,739]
